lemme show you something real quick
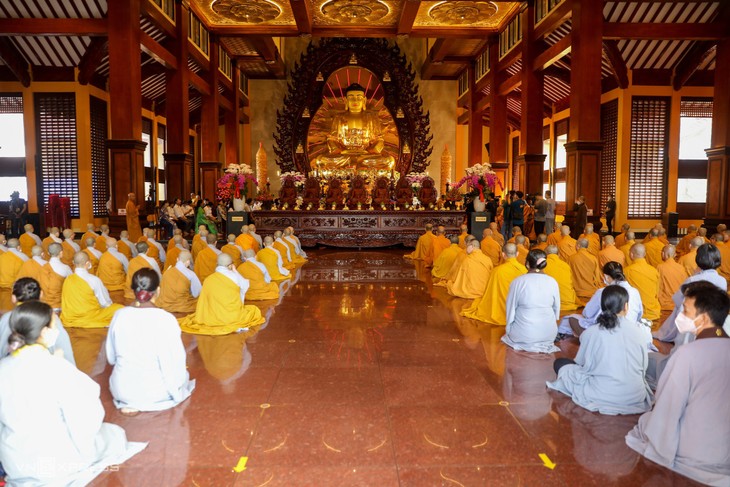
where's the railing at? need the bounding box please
[499,13,522,58]
[536,0,565,24]
[218,46,232,80]
[150,0,175,21]
[188,10,209,57]
[458,69,469,98]
[475,49,490,82]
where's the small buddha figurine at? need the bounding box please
[347,176,369,207]
[395,177,413,206]
[314,83,395,172]
[418,177,437,207]
[302,177,321,207]
[325,178,344,208]
[372,176,391,207]
[279,179,298,207]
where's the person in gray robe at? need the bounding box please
[627,282,730,487]
[547,285,653,415]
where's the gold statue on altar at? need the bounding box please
[315,83,395,173]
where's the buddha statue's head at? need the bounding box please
[344,83,367,113]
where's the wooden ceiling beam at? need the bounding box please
[409,27,500,38]
[141,32,178,69]
[603,22,728,40]
[141,0,176,38]
[77,37,108,85]
[544,65,571,84]
[249,36,286,78]
[398,0,421,35]
[421,39,450,80]
[0,38,30,87]
[0,18,107,36]
[672,41,716,90]
[533,34,571,71]
[602,40,629,89]
[189,70,211,96]
[534,0,572,40]
[497,70,521,96]
[289,0,312,35]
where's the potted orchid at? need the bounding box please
[405,172,429,194]
[217,163,258,211]
[452,163,500,211]
[280,171,306,190]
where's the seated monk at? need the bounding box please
[19,224,43,257]
[534,234,549,251]
[578,223,600,257]
[598,235,626,268]
[17,245,47,282]
[195,233,222,283]
[138,228,166,269]
[657,244,688,311]
[620,231,638,266]
[614,223,631,248]
[543,245,581,311]
[480,229,502,266]
[273,231,297,269]
[432,236,462,280]
[0,234,6,254]
[457,224,469,249]
[489,222,505,247]
[569,238,603,302]
[249,224,263,249]
[98,238,129,292]
[39,243,72,311]
[279,178,298,208]
[432,226,451,262]
[325,178,344,207]
[237,249,280,301]
[257,236,291,280]
[508,227,529,249]
[372,177,391,207]
[118,230,138,260]
[710,233,730,283]
[461,243,527,325]
[41,227,63,256]
[156,250,201,314]
[447,237,493,299]
[417,177,437,207]
[80,223,99,249]
[347,176,369,207]
[678,236,703,276]
[61,229,80,266]
[0,239,29,289]
[178,253,266,336]
[558,226,577,262]
[302,177,321,207]
[192,228,209,261]
[94,224,111,252]
[124,242,162,300]
[235,226,259,253]
[546,222,563,247]
[625,243,661,321]
[83,237,102,275]
[405,224,435,266]
[167,228,188,253]
[60,251,123,328]
[221,234,244,268]
[281,228,307,264]
[643,229,665,267]
[165,235,187,271]
[395,177,413,206]
[514,236,529,265]
[675,224,697,256]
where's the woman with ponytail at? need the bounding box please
[547,285,653,415]
[105,268,195,414]
[0,302,146,485]
[502,249,562,353]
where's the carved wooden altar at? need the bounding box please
[252,210,464,248]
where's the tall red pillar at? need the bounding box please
[199,36,221,200]
[486,37,509,191]
[468,66,483,167]
[224,62,241,165]
[704,39,730,227]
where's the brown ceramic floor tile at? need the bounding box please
[378,339,476,367]
[268,367,385,406]
[381,366,502,406]
[233,466,400,487]
[397,465,565,487]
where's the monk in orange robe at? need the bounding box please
[19,224,43,257]
[446,238,493,299]
[457,224,469,249]
[0,239,28,289]
[657,245,688,311]
[97,238,128,292]
[80,223,98,249]
[61,229,80,266]
[235,226,258,253]
[679,237,703,277]
[156,250,201,314]
[164,235,186,271]
[60,251,123,328]
[643,229,665,267]
[432,237,462,280]
[614,223,630,248]
[125,192,143,242]
[625,243,661,321]
[578,223,600,257]
[515,236,529,265]
[546,222,563,247]
[568,238,603,301]
[405,224,435,266]
[221,234,245,269]
[124,242,161,300]
[94,224,111,252]
[192,228,209,261]
[557,226,577,262]
[544,245,581,311]
[620,232,637,266]
[39,243,72,310]
[598,235,625,268]
[480,229,502,266]
[489,223,505,247]
[710,233,730,283]
[82,237,102,275]
[16,245,46,282]
[117,230,138,261]
[236,249,280,301]
[431,226,451,263]
[534,234,548,251]
[41,227,63,256]
[194,233,222,283]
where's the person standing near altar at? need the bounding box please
[125,192,143,243]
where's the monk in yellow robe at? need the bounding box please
[80,223,98,249]
[620,232,637,266]
[569,238,603,301]
[94,224,111,252]
[432,237,462,280]
[39,243,72,310]
[218,235,242,269]
[124,242,161,300]
[0,239,28,289]
[447,238,493,299]
[249,224,264,250]
[117,230,137,261]
[710,233,730,283]
[546,222,563,247]
[405,224,435,266]
[237,249,280,301]
[61,229,80,266]
[614,223,630,248]
[0,234,6,255]
[156,250,201,314]
[480,229,502,266]
[167,229,188,253]
[97,238,129,292]
[82,237,102,275]
[457,224,469,249]
[624,243,661,321]
[578,224,600,257]
[19,224,43,257]
[679,237,703,277]
[235,226,258,254]
[282,228,307,265]
[657,244,688,311]
[534,234,548,251]
[17,245,46,282]
[675,224,697,256]
[697,227,710,244]
[508,227,529,249]
[273,231,297,269]
[489,223,505,247]
[178,253,266,336]
[41,227,63,256]
[257,236,291,281]
[138,228,165,270]
[515,236,529,265]
[431,226,451,263]
[557,226,577,262]
[544,245,580,311]
[643,229,665,267]
[598,235,626,268]
[460,243,526,325]
[165,235,186,271]
[192,228,209,261]
[195,233,221,283]
[60,251,123,328]
[125,192,143,242]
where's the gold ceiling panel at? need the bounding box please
[312,0,403,27]
[192,0,296,26]
[414,1,520,28]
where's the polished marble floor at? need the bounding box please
[4,249,700,486]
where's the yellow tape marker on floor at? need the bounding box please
[233,456,248,473]
[539,453,556,470]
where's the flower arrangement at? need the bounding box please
[280,171,306,190]
[452,163,500,202]
[405,172,429,193]
[255,188,275,202]
[216,163,258,202]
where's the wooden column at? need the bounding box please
[565,0,603,233]
[517,2,546,196]
[468,65,483,167]
[704,38,730,227]
[486,37,509,192]
[224,62,241,165]
[164,0,193,201]
[199,37,220,199]
[107,0,145,230]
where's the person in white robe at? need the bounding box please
[0,301,146,485]
[502,249,561,353]
[0,277,75,365]
[106,268,195,413]
[627,282,730,487]
[654,243,727,342]
[547,285,653,415]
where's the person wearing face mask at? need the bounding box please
[547,285,653,415]
[106,269,195,415]
[446,237,493,299]
[155,250,201,314]
[59,252,123,328]
[627,282,730,486]
[502,249,561,353]
[178,253,266,336]
[0,301,147,485]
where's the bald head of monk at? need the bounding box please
[449,235,459,245]
[687,224,697,233]
[555,222,562,231]
[198,224,207,234]
[621,223,630,232]
[576,238,589,250]
[217,252,234,269]
[243,249,256,260]
[717,224,727,234]
[465,238,479,254]
[240,225,249,235]
[172,228,183,238]
[7,238,19,249]
[425,223,433,233]
[585,224,594,235]
[483,228,492,238]
[24,223,34,233]
[0,234,6,246]
[662,244,676,261]
[283,228,292,237]
[515,235,526,246]
[172,235,183,246]
[73,251,90,268]
[206,233,217,245]
[503,243,518,259]
[690,236,704,249]
[649,228,659,239]
[437,225,446,235]
[698,227,707,237]
[178,250,193,267]
[264,236,274,247]
[199,229,208,240]
[106,238,118,250]
[561,226,571,236]
[63,229,74,240]
[711,233,724,244]
[625,232,635,242]
[537,233,547,243]
[48,243,62,257]
[248,224,257,233]
[49,227,60,238]
[603,235,615,246]
[85,237,95,249]
[227,234,236,244]
[512,226,522,236]
[86,223,96,232]
[545,245,558,255]
[460,224,468,234]
[136,241,149,254]
[274,230,283,239]
[31,245,43,258]
[658,229,666,238]
[100,224,109,235]
[630,243,647,260]
[120,230,129,240]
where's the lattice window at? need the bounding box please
[680,98,713,118]
[90,96,109,217]
[0,94,23,114]
[35,93,79,218]
[600,99,618,213]
[628,96,670,219]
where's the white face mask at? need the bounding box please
[675,312,700,335]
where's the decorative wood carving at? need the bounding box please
[274,38,433,176]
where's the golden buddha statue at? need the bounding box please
[315,83,395,172]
